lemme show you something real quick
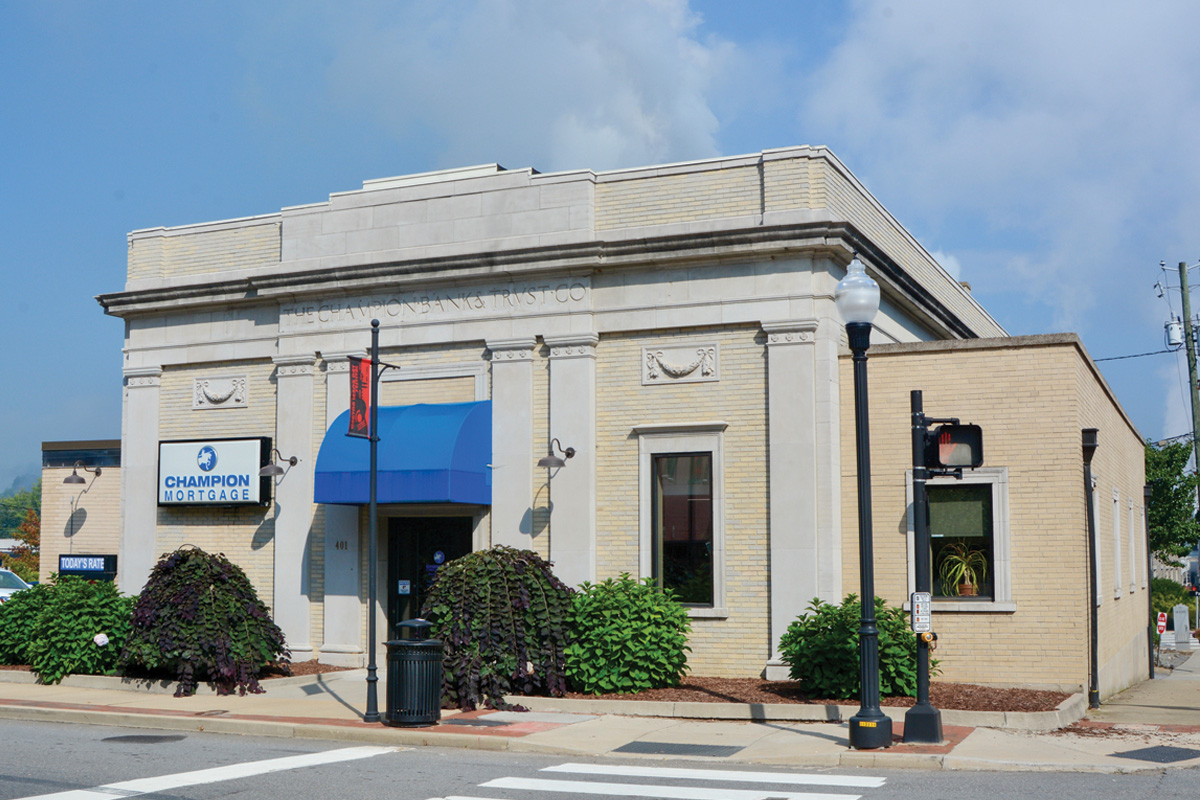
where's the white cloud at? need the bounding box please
[930,250,961,280]
[312,0,735,172]
[801,0,1200,331]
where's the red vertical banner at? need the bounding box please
[348,356,371,438]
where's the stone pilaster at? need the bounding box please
[762,320,826,677]
[486,338,536,548]
[272,354,317,659]
[119,366,162,595]
[544,333,598,588]
[319,351,366,666]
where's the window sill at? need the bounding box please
[903,600,1016,613]
[685,606,729,619]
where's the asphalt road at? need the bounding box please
[3,719,1200,800]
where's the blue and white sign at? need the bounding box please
[158,438,270,506]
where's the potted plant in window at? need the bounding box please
[937,541,989,597]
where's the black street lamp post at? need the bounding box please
[364,318,382,723]
[836,255,893,750]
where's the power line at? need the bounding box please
[1095,349,1176,362]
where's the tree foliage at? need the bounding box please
[119,547,289,696]
[1145,441,1200,562]
[2,507,40,583]
[422,545,573,711]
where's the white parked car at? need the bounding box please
[0,568,31,603]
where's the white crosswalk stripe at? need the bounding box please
[427,761,886,800]
[542,763,886,788]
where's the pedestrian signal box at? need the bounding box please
[926,424,983,470]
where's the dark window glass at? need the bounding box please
[929,483,993,600]
[652,453,713,605]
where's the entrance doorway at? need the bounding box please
[387,516,473,638]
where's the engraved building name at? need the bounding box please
[280,279,589,332]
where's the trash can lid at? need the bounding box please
[398,618,434,639]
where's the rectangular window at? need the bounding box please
[929,483,994,600]
[636,422,727,617]
[906,467,1011,612]
[1113,490,1123,598]
[652,453,713,605]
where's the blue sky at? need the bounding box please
[3,0,1199,493]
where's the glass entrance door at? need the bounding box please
[387,516,473,638]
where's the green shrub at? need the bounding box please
[1152,577,1195,629]
[0,576,132,684]
[422,545,573,711]
[0,581,51,664]
[119,547,288,696]
[778,594,925,700]
[565,574,691,695]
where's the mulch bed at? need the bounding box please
[564,676,1071,713]
[1,662,1069,712]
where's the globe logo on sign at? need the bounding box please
[197,446,218,472]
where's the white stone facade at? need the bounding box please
[100,147,1005,676]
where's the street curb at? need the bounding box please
[0,702,510,751]
[504,691,1087,732]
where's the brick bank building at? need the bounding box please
[91,147,1148,697]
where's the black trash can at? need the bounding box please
[384,619,443,727]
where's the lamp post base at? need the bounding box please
[902,702,942,744]
[848,713,893,750]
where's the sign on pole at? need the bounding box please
[911,591,932,633]
[1158,611,1168,635]
[347,356,371,438]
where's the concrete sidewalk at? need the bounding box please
[2,658,1200,773]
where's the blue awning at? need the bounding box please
[314,401,491,505]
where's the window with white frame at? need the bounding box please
[635,422,727,617]
[1112,489,1122,598]
[1128,498,1137,593]
[906,467,1012,611]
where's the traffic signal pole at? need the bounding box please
[904,390,942,744]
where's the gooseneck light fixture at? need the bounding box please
[63,461,102,485]
[835,254,892,751]
[537,438,576,468]
[259,449,299,477]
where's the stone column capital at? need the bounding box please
[762,320,819,346]
[487,337,537,362]
[124,366,162,388]
[544,333,599,359]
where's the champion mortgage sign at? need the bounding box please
[158,438,271,506]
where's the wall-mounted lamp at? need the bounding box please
[259,449,299,477]
[537,438,576,468]
[63,461,101,485]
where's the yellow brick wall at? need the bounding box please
[595,325,769,677]
[595,166,761,231]
[1076,354,1150,697]
[839,340,1146,691]
[38,466,123,584]
[128,221,281,282]
[156,360,277,601]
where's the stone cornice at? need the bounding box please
[95,221,983,340]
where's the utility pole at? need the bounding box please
[1178,262,1200,493]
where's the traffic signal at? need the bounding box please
[925,424,984,470]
